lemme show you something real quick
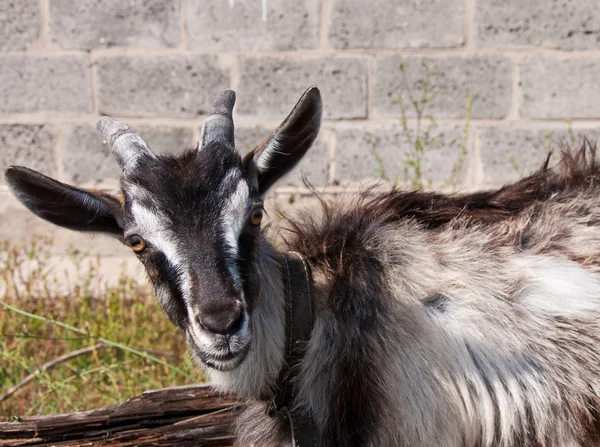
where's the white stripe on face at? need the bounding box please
[130,169,249,325]
[130,201,192,301]
[221,174,250,288]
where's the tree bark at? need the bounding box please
[0,385,243,446]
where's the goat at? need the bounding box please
[6,86,600,446]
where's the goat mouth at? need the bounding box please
[186,333,250,372]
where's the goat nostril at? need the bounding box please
[199,301,244,335]
[229,310,245,334]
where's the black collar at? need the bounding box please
[267,251,318,446]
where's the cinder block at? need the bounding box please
[479,126,600,186]
[49,0,180,50]
[235,125,330,187]
[477,0,600,50]
[520,57,600,119]
[373,55,512,120]
[186,0,319,51]
[96,55,229,117]
[0,125,56,185]
[328,0,464,49]
[237,57,367,120]
[61,124,196,185]
[0,55,92,114]
[0,0,39,51]
[334,123,471,187]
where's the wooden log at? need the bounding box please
[0,385,244,446]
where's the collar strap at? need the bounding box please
[268,251,318,446]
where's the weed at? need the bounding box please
[449,92,473,189]
[509,156,520,173]
[367,132,389,182]
[376,60,473,191]
[396,60,439,189]
[0,237,200,420]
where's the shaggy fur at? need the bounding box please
[230,141,600,447]
[7,84,600,447]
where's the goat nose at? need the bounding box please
[199,301,244,335]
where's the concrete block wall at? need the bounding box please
[0,0,599,268]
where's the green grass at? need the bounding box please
[0,236,202,421]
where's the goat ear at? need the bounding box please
[244,86,322,195]
[5,166,123,238]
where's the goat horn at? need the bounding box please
[96,117,156,174]
[200,90,236,149]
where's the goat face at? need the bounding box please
[117,137,259,371]
[4,87,322,372]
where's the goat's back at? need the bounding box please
[283,142,600,446]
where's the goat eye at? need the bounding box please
[126,234,147,253]
[249,207,263,226]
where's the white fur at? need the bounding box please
[515,255,600,316]
[255,138,282,173]
[154,282,173,314]
[220,173,250,288]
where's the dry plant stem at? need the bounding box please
[24,360,138,418]
[0,343,110,404]
[0,300,191,379]
[173,406,234,426]
[450,92,473,189]
[397,61,439,189]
